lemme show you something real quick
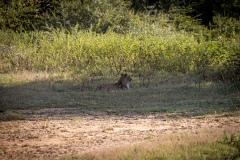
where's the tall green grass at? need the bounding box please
[1,25,239,80]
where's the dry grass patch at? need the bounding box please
[65,127,239,160]
[0,110,239,160]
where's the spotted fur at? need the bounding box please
[98,74,132,91]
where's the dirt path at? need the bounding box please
[0,109,239,160]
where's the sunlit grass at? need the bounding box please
[1,25,238,78]
[61,127,240,160]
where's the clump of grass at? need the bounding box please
[221,132,240,154]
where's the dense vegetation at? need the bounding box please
[0,0,239,84]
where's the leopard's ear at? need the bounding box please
[121,73,127,77]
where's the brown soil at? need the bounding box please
[0,109,239,160]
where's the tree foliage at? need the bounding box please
[1,0,240,30]
[131,0,240,26]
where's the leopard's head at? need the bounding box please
[118,73,132,89]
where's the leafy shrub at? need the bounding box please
[0,0,61,31]
[0,0,132,33]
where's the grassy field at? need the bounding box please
[0,71,240,159]
[1,71,239,117]
[1,1,239,159]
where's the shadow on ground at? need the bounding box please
[1,74,239,121]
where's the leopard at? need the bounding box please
[98,74,132,91]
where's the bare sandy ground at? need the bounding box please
[0,109,239,160]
